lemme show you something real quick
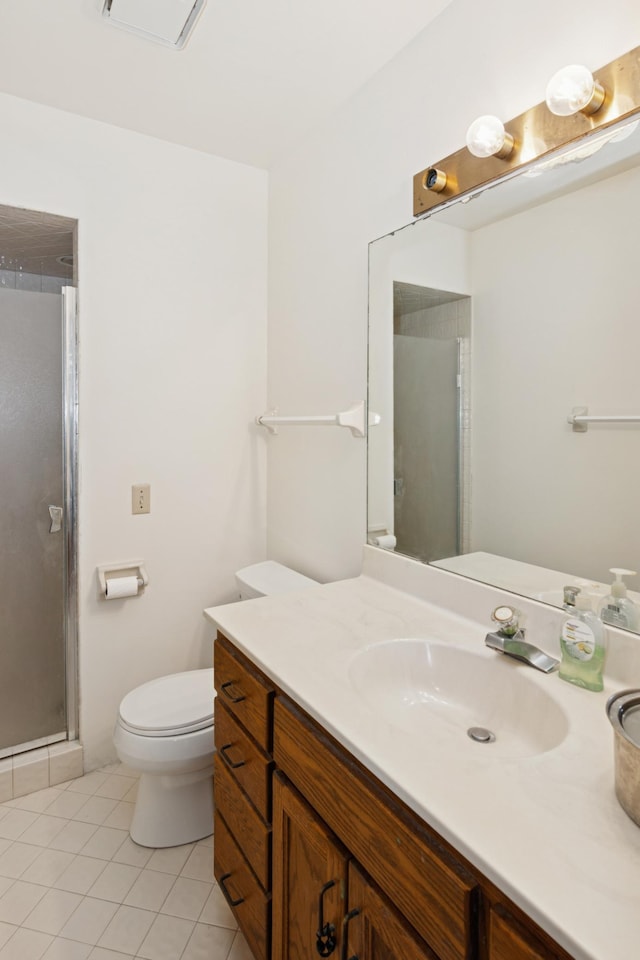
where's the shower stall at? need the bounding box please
[0,206,78,759]
[392,282,471,564]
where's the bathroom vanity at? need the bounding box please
[205,548,640,960]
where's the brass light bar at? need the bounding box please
[413,46,640,218]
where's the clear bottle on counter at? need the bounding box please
[559,593,606,692]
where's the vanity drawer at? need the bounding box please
[215,753,271,891]
[274,696,477,960]
[215,633,274,752]
[214,808,270,960]
[215,700,273,821]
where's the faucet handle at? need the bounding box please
[491,605,522,636]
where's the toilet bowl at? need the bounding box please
[113,561,318,848]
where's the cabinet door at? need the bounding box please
[346,862,439,960]
[272,773,349,960]
[489,906,562,960]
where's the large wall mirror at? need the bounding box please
[368,112,640,633]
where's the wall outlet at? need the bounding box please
[132,483,150,515]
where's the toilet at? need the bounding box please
[113,561,318,848]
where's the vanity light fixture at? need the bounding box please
[413,45,640,217]
[545,64,606,117]
[465,115,515,159]
[424,167,448,192]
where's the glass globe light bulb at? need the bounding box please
[545,64,604,117]
[465,115,514,159]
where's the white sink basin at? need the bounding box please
[348,639,569,759]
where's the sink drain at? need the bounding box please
[467,726,496,743]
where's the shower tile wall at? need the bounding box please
[0,746,84,804]
[0,270,69,295]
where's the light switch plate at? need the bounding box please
[132,483,150,515]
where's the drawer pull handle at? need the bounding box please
[220,743,246,769]
[340,908,360,960]
[316,880,337,956]
[219,872,245,907]
[221,680,246,704]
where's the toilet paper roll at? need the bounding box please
[373,534,396,550]
[105,575,140,599]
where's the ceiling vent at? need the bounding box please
[101,0,207,49]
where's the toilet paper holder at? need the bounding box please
[97,560,149,600]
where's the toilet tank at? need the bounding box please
[235,561,318,600]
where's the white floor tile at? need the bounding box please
[43,793,91,821]
[0,810,39,841]
[181,922,235,960]
[41,937,91,959]
[180,846,214,883]
[66,774,109,797]
[0,881,47,925]
[23,888,84,935]
[0,766,230,960]
[73,798,119,827]
[22,851,76,887]
[19,816,68,848]
[58,897,119,945]
[160,878,212,922]
[123,870,176,912]
[48,822,99,855]
[0,926,53,959]
[146,845,194,877]
[0,843,43,879]
[87,863,140,904]
[102,804,134,831]
[227,931,255,960]
[94,778,137,803]
[137,913,195,960]
[54,857,107,895]
[198,886,237,930]
[88,948,135,959]
[96,905,155,955]
[122,784,138,804]
[3,790,63,815]
[80,829,128,862]
[111,838,152,869]
[0,924,16,949]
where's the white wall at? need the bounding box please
[0,94,268,768]
[267,0,640,583]
[470,163,640,583]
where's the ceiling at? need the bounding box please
[0,206,75,280]
[0,0,453,169]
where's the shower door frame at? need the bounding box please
[62,285,79,745]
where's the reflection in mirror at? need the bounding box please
[368,114,640,633]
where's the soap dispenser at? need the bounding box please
[559,593,606,692]
[600,568,639,630]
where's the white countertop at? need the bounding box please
[204,551,640,960]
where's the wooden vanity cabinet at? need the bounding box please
[213,633,275,960]
[214,635,576,960]
[272,772,439,960]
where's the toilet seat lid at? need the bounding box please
[119,668,215,736]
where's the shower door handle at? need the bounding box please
[48,505,63,533]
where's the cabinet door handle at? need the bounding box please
[340,908,360,960]
[316,880,337,956]
[219,872,245,907]
[220,743,246,769]
[221,680,246,704]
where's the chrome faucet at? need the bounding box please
[485,605,559,674]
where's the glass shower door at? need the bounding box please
[393,335,460,563]
[0,287,68,755]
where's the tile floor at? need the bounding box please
[0,764,251,960]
